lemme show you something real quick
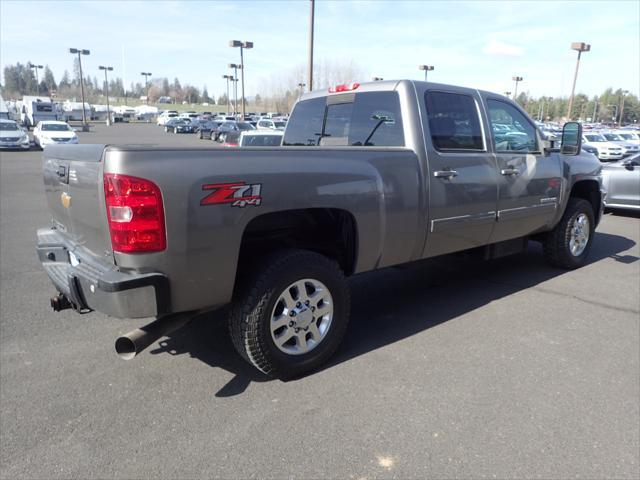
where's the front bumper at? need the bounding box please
[0,142,30,149]
[36,228,169,318]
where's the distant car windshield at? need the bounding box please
[237,123,256,131]
[602,133,622,141]
[241,134,283,147]
[42,124,71,131]
[618,133,638,140]
[273,122,286,128]
[0,123,19,131]
[585,134,605,142]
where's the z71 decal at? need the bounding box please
[200,182,262,208]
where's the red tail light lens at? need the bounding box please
[328,82,360,93]
[104,173,166,253]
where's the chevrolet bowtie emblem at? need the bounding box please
[61,192,71,209]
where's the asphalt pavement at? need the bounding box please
[1,123,639,479]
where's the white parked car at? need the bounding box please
[0,118,30,150]
[256,118,287,131]
[614,130,640,146]
[156,110,179,126]
[601,132,640,156]
[239,130,284,147]
[581,133,624,161]
[33,121,78,149]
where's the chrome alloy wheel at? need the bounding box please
[270,279,333,355]
[569,213,590,256]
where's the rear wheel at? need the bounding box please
[543,197,595,269]
[228,249,350,378]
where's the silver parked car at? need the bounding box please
[602,153,640,211]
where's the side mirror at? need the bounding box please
[560,122,582,155]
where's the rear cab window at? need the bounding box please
[424,91,484,151]
[283,91,404,147]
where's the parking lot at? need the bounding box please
[1,123,639,479]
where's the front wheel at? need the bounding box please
[228,249,350,378]
[543,198,595,269]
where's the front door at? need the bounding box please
[421,89,499,257]
[483,97,562,243]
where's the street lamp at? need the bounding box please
[619,90,629,126]
[140,72,152,105]
[297,82,306,91]
[372,77,384,81]
[69,48,90,131]
[566,42,590,120]
[99,66,113,125]
[222,75,233,115]
[28,63,43,96]
[504,91,512,97]
[418,65,434,82]
[512,76,523,101]
[229,40,253,119]
[228,63,241,115]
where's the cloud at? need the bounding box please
[482,39,524,57]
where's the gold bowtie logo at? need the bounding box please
[61,192,71,209]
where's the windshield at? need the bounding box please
[584,134,605,142]
[0,123,20,131]
[618,133,638,140]
[274,122,286,128]
[602,133,622,141]
[42,124,71,131]
[241,134,283,146]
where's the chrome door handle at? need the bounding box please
[434,169,458,178]
[500,168,519,176]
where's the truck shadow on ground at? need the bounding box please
[150,231,637,397]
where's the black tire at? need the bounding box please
[229,249,350,378]
[543,197,595,269]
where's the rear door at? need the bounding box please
[420,89,498,257]
[43,144,112,258]
[482,96,562,242]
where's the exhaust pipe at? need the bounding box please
[115,312,192,360]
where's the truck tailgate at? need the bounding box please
[43,144,112,258]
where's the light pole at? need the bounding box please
[607,104,619,126]
[69,48,90,131]
[566,42,590,120]
[228,63,240,115]
[619,90,629,126]
[504,91,512,97]
[372,77,384,81]
[28,63,43,96]
[297,82,306,100]
[308,0,315,91]
[230,40,253,119]
[99,66,113,125]
[140,72,152,105]
[222,75,233,115]
[418,65,434,82]
[512,76,523,101]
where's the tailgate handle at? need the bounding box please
[57,166,66,177]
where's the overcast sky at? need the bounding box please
[1,0,638,98]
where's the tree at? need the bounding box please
[217,93,228,106]
[58,70,71,89]
[162,78,170,96]
[43,66,56,93]
[254,93,262,106]
[202,85,210,103]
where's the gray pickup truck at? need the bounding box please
[37,80,603,378]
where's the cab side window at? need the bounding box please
[487,99,538,153]
[424,91,484,151]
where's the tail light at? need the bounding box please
[328,82,360,93]
[104,173,166,253]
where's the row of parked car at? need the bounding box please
[0,118,78,150]
[158,110,288,147]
